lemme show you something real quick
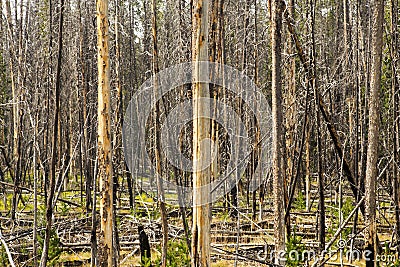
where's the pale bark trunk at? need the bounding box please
[96,0,114,265]
[191,0,211,266]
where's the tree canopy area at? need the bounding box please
[0,0,399,266]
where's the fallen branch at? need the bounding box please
[0,230,16,267]
[313,196,365,267]
[0,181,80,207]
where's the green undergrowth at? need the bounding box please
[154,239,191,267]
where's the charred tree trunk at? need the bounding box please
[151,0,169,266]
[271,0,286,264]
[40,0,64,266]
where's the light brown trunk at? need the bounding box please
[191,0,211,266]
[96,0,114,265]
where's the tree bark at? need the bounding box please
[191,0,211,266]
[4,0,20,223]
[365,0,384,266]
[96,0,114,265]
[271,0,285,264]
[390,0,400,254]
[40,0,64,266]
[151,0,169,266]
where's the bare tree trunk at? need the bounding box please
[310,0,325,254]
[4,0,20,223]
[91,160,98,267]
[252,0,259,221]
[390,0,400,254]
[271,0,285,264]
[40,0,64,266]
[283,0,296,237]
[191,0,211,266]
[33,107,38,267]
[365,0,384,266]
[112,0,122,263]
[178,0,193,251]
[351,0,362,254]
[96,0,114,265]
[151,0,169,266]
[305,123,311,211]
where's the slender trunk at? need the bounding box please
[390,0,400,254]
[151,0,169,266]
[305,122,311,211]
[271,0,285,264]
[112,1,121,263]
[351,0,362,254]
[310,0,325,254]
[40,0,64,265]
[33,112,38,267]
[5,0,19,222]
[91,160,98,267]
[252,0,259,221]
[365,0,384,266]
[177,0,193,251]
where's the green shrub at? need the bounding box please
[286,234,306,267]
[154,240,190,267]
[38,229,62,266]
[293,191,306,210]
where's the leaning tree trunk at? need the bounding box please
[96,0,114,266]
[191,0,211,266]
[365,0,384,266]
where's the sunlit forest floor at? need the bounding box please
[0,175,398,266]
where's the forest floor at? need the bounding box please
[0,177,398,267]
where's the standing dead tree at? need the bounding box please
[96,0,115,265]
[191,0,211,266]
[271,0,286,264]
[40,0,64,266]
[364,0,384,265]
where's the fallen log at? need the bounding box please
[0,181,81,207]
